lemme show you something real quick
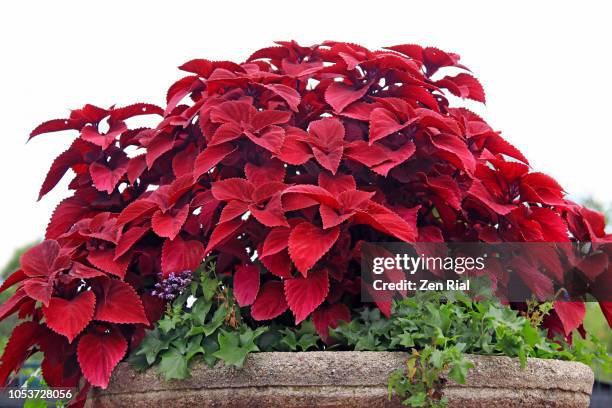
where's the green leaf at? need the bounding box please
[158,348,190,380]
[186,335,205,362]
[213,330,250,368]
[191,298,212,326]
[448,358,473,384]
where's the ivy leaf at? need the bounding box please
[213,330,250,368]
[158,347,190,380]
[448,358,473,384]
[185,335,205,362]
[202,336,220,367]
[190,298,212,326]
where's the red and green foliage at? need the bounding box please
[0,41,610,403]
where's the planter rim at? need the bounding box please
[95,351,594,393]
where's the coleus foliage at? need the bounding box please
[0,41,611,404]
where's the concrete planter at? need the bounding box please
[87,351,594,407]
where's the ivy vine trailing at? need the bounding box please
[132,260,611,407]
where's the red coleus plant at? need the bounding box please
[1,41,611,405]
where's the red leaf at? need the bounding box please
[46,195,93,239]
[468,180,515,215]
[511,257,554,301]
[600,302,612,329]
[77,325,127,388]
[308,118,345,174]
[260,251,293,279]
[89,161,127,194]
[437,73,486,103]
[355,202,419,242]
[88,249,130,279]
[369,108,408,144]
[529,208,569,242]
[43,291,96,343]
[211,178,254,202]
[312,303,350,341]
[126,155,147,185]
[114,226,149,260]
[161,236,205,277]
[284,269,330,324]
[276,127,312,165]
[577,253,608,281]
[29,118,85,140]
[288,223,340,277]
[263,83,301,111]
[0,269,27,294]
[23,277,53,306]
[251,281,288,320]
[145,132,175,168]
[94,279,149,324]
[325,81,370,112]
[81,121,127,150]
[109,103,163,121]
[0,287,29,322]
[261,227,291,257]
[193,143,236,180]
[553,301,586,336]
[38,145,81,200]
[117,199,157,226]
[203,219,242,255]
[21,240,70,278]
[233,264,260,307]
[430,133,475,174]
[0,322,42,385]
[151,204,189,240]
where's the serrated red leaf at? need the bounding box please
[20,240,70,278]
[94,279,148,324]
[0,322,42,385]
[0,287,29,322]
[250,281,288,321]
[161,236,205,277]
[263,83,301,111]
[81,121,127,150]
[151,204,189,240]
[89,160,128,194]
[43,291,96,343]
[355,202,419,242]
[284,269,330,324]
[114,226,149,260]
[77,325,127,388]
[203,219,242,255]
[117,200,157,226]
[23,277,53,306]
[308,118,344,174]
[325,81,370,112]
[261,227,290,257]
[193,143,236,181]
[312,303,350,341]
[233,264,260,307]
[553,301,586,336]
[288,223,339,277]
[0,269,27,295]
[437,73,485,103]
[109,103,163,121]
[88,249,130,279]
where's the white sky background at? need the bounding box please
[0,1,610,267]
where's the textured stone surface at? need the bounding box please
[87,352,594,407]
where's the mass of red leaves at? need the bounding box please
[1,41,611,404]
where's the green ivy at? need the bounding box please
[331,291,611,406]
[132,262,611,407]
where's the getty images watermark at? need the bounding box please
[360,242,611,303]
[371,252,485,291]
